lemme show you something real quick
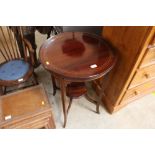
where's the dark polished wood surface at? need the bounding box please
[39,32,116,127]
[39,32,116,81]
[66,82,87,98]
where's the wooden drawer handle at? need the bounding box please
[144,73,151,79]
[134,90,140,95]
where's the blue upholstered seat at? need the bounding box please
[0,60,30,81]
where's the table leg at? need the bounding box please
[51,75,57,96]
[67,97,73,113]
[85,93,100,114]
[85,80,103,114]
[59,78,67,128]
[96,93,102,114]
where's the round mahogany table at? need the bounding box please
[39,32,116,127]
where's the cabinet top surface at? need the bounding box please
[39,32,116,81]
[0,84,51,123]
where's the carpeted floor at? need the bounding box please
[35,65,155,128]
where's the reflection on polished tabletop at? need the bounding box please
[39,32,116,127]
[40,32,116,81]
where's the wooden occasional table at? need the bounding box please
[0,84,55,129]
[39,32,116,127]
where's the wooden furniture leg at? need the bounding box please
[59,78,67,128]
[96,93,101,114]
[85,93,100,114]
[67,97,73,113]
[51,75,57,96]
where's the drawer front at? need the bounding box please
[130,64,155,88]
[123,79,155,102]
[141,47,155,67]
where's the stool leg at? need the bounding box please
[67,97,73,114]
[51,75,57,96]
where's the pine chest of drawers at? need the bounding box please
[94,26,155,113]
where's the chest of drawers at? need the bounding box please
[94,26,155,113]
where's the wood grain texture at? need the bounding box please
[66,82,87,98]
[140,47,155,68]
[102,27,152,105]
[40,32,117,127]
[0,84,55,129]
[39,32,116,82]
[129,64,155,88]
[93,26,155,113]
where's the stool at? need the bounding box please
[0,84,55,129]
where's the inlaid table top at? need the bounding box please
[39,32,116,81]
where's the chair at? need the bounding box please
[0,26,38,95]
[18,26,63,68]
[14,26,39,68]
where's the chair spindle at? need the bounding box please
[0,27,13,59]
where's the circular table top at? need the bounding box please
[39,32,116,81]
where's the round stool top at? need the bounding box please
[39,32,116,81]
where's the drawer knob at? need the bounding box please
[144,73,150,79]
[134,90,140,95]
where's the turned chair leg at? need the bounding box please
[67,97,73,114]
